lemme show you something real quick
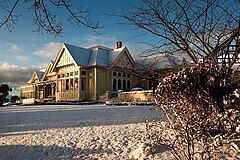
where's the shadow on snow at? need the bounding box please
[0,144,108,160]
[0,105,160,135]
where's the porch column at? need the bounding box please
[43,85,46,99]
[73,77,75,93]
[34,86,36,99]
[78,66,81,100]
[36,85,38,99]
[51,83,54,96]
[56,76,58,101]
[94,67,98,100]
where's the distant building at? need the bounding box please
[203,27,240,81]
[134,53,181,90]
[9,85,20,97]
[20,41,135,103]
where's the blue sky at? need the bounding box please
[0,0,157,84]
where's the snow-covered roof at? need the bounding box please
[35,70,44,80]
[88,45,112,51]
[64,43,126,67]
[64,43,91,66]
[136,54,180,69]
[40,68,46,72]
[27,70,45,84]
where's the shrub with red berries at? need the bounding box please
[152,62,240,159]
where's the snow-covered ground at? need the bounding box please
[0,104,166,159]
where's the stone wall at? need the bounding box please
[118,90,153,102]
[22,98,35,105]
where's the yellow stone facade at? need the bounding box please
[20,42,135,103]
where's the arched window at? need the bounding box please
[113,78,117,91]
[127,80,130,90]
[123,80,126,91]
[118,79,121,90]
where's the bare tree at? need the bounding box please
[0,0,102,36]
[151,63,240,159]
[121,0,240,67]
[119,1,240,159]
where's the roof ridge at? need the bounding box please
[88,45,113,51]
[64,43,87,50]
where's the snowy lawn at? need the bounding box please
[0,104,159,135]
[0,104,166,159]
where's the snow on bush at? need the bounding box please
[150,63,240,159]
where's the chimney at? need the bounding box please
[116,41,122,49]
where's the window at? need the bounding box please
[118,79,121,90]
[113,71,116,76]
[66,73,69,77]
[57,75,60,78]
[75,71,78,75]
[62,74,65,78]
[118,72,121,77]
[113,78,117,91]
[51,84,55,95]
[127,80,130,90]
[66,79,69,91]
[123,73,126,77]
[81,77,86,91]
[70,78,73,89]
[70,72,73,76]
[149,81,153,90]
[81,71,86,75]
[127,74,130,78]
[123,80,126,91]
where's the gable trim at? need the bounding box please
[28,71,40,84]
[110,47,135,68]
[50,43,79,72]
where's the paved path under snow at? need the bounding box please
[0,104,160,135]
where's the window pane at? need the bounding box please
[66,79,69,91]
[81,77,86,90]
[118,79,121,90]
[113,78,116,91]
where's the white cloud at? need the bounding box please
[15,55,29,62]
[32,42,61,60]
[6,43,23,53]
[83,35,118,48]
[0,63,36,84]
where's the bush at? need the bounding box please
[151,63,240,159]
[0,84,11,106]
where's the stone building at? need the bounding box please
[20,41,135,103]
